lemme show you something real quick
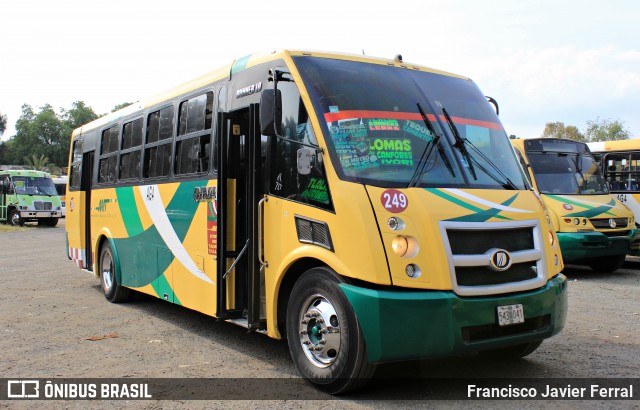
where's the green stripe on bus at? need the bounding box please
[116,187,145,237]
[151,273,182,306]
[426,188,512,221]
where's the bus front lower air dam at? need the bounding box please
[65,50,567,394]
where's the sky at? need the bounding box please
[1,0,639,142]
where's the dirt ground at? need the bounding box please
[0,219,638,409]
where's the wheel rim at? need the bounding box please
[10,213,20,226]
[101,249,114,293]
[298,294,341,368]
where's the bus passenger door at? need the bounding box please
[82,151,94,270]
[0,175,8,221]
[216,105,265,331]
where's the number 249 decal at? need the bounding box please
[381,189,408,213]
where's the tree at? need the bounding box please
[61,101,99,131]
[112,102,134,112]
[541,122,585,142]
[24,153,50,171]
[0,112,6,136]
[584,118,630,142]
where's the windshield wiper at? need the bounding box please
[442,108,477,180]
[442,107,519,190]
[408,103,456,187]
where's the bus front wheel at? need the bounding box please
[587,254,625,273]
[99,242,130,303]
[286,267,375,394]
[8,210,23,226]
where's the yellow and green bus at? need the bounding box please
[512,138,635,271]
[66,50,567,393]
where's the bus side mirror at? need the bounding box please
[297,148,312,175]
[260,89,282,137]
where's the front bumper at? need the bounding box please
[557,230,634,262]
[341,274,568,364]
[20,211,62,219]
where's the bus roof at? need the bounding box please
[72,49,471,138]
[587,139,640,153]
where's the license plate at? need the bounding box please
[497,304,525,326]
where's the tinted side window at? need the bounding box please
[175,92,213,176]
[144,106,174,179]
[99,125,119,184]
[119,118,143,180]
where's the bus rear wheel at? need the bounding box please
[99,242,130,303]
[286,267,375,394]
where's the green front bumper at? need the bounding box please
[557,230,634,262]
[340,275,568,364]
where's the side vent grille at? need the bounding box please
[295,216,333,251]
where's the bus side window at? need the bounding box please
[270,82,331,210]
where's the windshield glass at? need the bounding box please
[293,56,528,189]
[13,176,58,196]
[527,152,608,194]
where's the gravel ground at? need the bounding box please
[0,220,638,409]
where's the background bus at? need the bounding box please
[52,176,68,217]
[588,139,640,255]
[0,169,62,226]
[66,50,567,393]
[512,138,635,271]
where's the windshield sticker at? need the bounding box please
[369,138,414,167]
[368,119,400,131]
[329,118,379,171]
[403,120,434,142]
[300,177,329,203]
[381,189,408,213]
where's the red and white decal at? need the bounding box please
[68,247,86,269]
[381,189,408,213]
[563,203,574,210]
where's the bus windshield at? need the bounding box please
[294,56,528,189]
[527,152,608,195]
[13,176,58,196]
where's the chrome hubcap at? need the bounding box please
[101,251,114,292]
[298,294,341,368]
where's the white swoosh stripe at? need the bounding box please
[555,195,615,209]
[446,189,531,213]
[139,185,214,285]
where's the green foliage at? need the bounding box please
[542,119,630,142]
[1,101,99,168]
[584,118,630,142]
[112,102,134,112]
[24,153,50,171]
[0,112,6,135]
[541,122,586,142]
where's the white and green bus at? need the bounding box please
[0,169,63,226]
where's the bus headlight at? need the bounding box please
[405,264,421,278]
[391,235,418,258]
[392,236,409,256]
[387,217,405,231]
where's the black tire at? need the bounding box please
[587,254,626,273]
[479,340,543,360]
[38,217,58,227]
[8,209,23,226]
[99,242,130,303]
[286,267,375,394]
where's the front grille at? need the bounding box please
[590,218,628,229]
[456,263,538,286]
[448,228,534,254]
[33,201,53,210]
[462,315,551,343]
[442,220,546,296]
